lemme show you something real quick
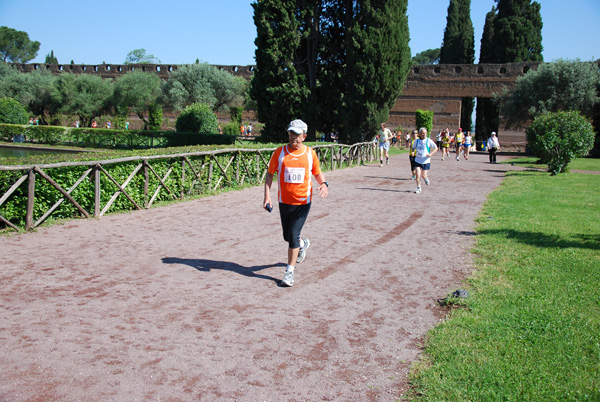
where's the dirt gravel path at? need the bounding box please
[1,151,518,401]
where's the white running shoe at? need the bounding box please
[415,186,422,193]
[281,270,294,287]
[424,177,430,186]
[456,156,459,161]
[296,238,311,264]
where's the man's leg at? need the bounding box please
[415,166,422,193]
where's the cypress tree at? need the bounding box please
[251,0,411,144]
[440,0,475,132]
[250,0,308,142]
[475,0,543,139]
[340,0,411,143]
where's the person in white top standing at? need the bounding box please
[377,123,393,167]
[487,131,500,163]
[412,127,438,193]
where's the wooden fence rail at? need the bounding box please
[0,142,377,232]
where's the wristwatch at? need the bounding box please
[323,181,329,187]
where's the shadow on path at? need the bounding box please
[162,257,284,283]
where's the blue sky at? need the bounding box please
[0,0,598,66]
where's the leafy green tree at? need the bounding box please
[412,48,440,65]
[50,73,114,127]
[496,60,600,129]
[440,0,475,133]
[0,26,40,63]
[175,103,219,134]
[45,50,58,64]
[0,97,29,124]
[251,0,411,144]
[526,111,595,174]
[0,66,55,124]
[476,0,543,139]
[162,63,245,112]
[113,71,161,129]
[124,48,160,64]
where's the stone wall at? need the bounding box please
[12,63,255,80]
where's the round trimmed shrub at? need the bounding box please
[0,97,29,125]
[526,110,595,174]
[175,103,219,134]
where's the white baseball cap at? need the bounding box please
[287,119,308,135]
[491,131,497,135]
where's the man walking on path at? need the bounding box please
[412,127,438,193]
[263,119,329,287]
[377,123,393,167]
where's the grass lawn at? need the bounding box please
[503,156,600,172]
[407,167,600,401]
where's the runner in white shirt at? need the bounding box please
[411,127,438,194]
[377,123,393,167]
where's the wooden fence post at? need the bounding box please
[181,158,186,199]
[94,165,101,217]
[25,169,35,230]
[143,160,149,207]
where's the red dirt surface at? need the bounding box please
[1,152,518,401]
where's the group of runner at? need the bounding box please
[435,127,474,161]
[377,125,477,194]
[263,119,498,287]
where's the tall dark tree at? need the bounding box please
[340,0,411,143]
[494,0,543,63]
[440,0,475,132]
[251,0,411,144]
[476,0,543,139]
[250,0,308,142]
[45,50,58,64]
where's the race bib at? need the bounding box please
[284,167,305,184]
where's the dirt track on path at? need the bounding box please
[1,152,518,401]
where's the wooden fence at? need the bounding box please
[0,142,377,232]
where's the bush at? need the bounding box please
[222,122,240,136]
[175,103,219,134]
[415,109,433,135]
[0,98,29,125]
[229,106,243,125]
[148,104,163,131]
[526,110,595,174]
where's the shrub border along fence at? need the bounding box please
[0,142,377,232]
[0,123,236,148]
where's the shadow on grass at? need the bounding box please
[477,229,600,251]
[162,257,284,284]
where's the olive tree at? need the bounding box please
[113,71,161,130]
[496,59,600,129]
[161,63,245,112]
[50,73,114,127]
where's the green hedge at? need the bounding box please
[0,124,236,149]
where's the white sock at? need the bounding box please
[299,238,305,248]
[286,265,295,273]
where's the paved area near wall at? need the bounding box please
[1,151,518,401]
